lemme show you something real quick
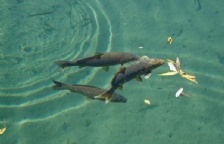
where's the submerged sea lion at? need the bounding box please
[95,56,164,103]
[54,52,140,71]
[52,80,127,103]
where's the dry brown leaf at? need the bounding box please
[176,57,181,71]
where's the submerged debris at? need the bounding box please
[0,118,6,135]
[144,99,151,105]
[175,88,190,97]
[167,36,173,44]
[158,57,198,84]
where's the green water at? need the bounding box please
[0,0,224,143]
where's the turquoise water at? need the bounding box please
[0,0,224,143]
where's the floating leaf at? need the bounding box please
[161,57,198,84]
[180,72,198,84]
[175,88,184,97]
[176,57,181,71]
[167,62,177,72]
[181,74,195,79]
[167,59,175,64]
[158,71,179,76]
[144,99,151,105]
[0,127,6,135]
[183,76,198,84]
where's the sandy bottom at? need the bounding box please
[0,0,224,144]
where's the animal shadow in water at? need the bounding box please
[138,104,158,112]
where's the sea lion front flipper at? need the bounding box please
[118,67,126,73]
[118,85,123,90]
[135,75,142,82]
[102,66,109,72]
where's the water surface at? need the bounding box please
[0,0,224,143]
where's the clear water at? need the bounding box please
[0,0,224,143]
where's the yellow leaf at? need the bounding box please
[0,127,6,135]
[167,59,175,64]
[179,70,186,75]
[167,37,173,44]
[181,74,196,79]
[183,77,198,84]
[144,99,151,105]
[158,71,179,76]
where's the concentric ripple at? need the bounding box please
[0,0,112,122]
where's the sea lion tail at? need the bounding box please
[52,80,65,90]
[54,61,73,68]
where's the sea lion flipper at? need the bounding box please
[118,85,123,90]
[102,66,109,72]
[135,75,142,82]
[54,61,70,68]
[52,80,65,90]
[118,67,126,73]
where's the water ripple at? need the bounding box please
[0,0,112,123]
